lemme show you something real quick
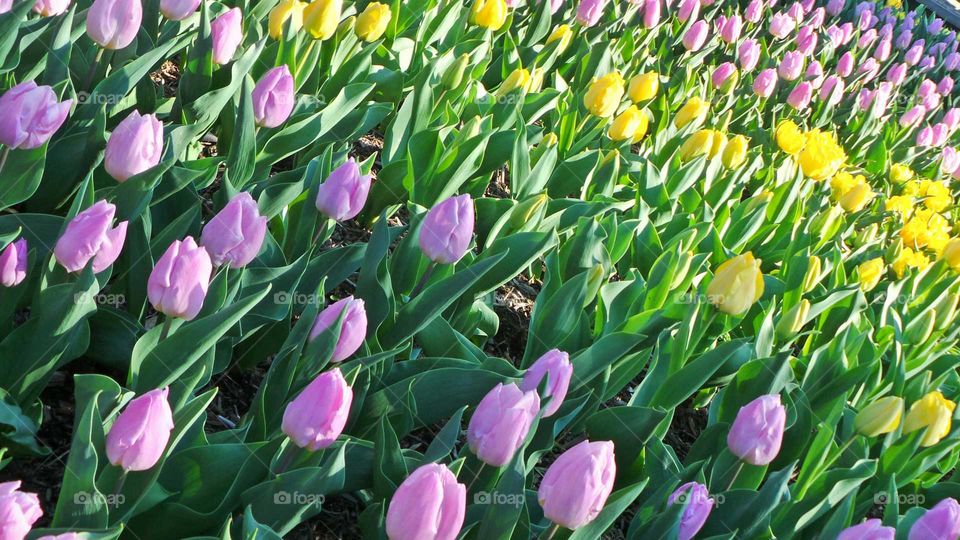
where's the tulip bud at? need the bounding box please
[440,54,471,90]
[727,394,786,465]
[753,68,777,97]
[546,24,573,51]
[678,129,715,162]
[0,238,27,288]
[776,299,810,339]
[54,200,128,274]
[903,391,956,447]
[712,63,739,93]
[268,0,304,39]
[520,349,572,417]
[309,296,367,361]
[667,482,714,540]
[148,237,213,321]
[583,72,625,117]
[683,20,709,51]
[769,13,795,39]
[104,110,164,182]
[33,0,70,16]
[314,157,372,222]
[303,0,341,40]
[538,440,616,530]
[0,481,42,539]
[901,105,926,128]
[0,82,72,150]
[576,0,606,27]
[200,192,267,268]
[908,498,960,540]
[826,0,844,15]
[720,15,741,43]
[917,126,934,147]
[467,383,539,466]
[386,464,466,540]
[628,72,658,102]
[854,396,904,437]
[608,105,648,143]
[211,8,243,65]
[836,51,854,77]
[738,39,760,72]
[796,256,820,293]
[87,0,142,50]
[252,66,295,128]
[106,388,174,471]
[354,1,390,41]
[787,82,813,110]
[497,67,531,97]
[942,239,960,272]
[722,135,748,169]
[673,96,708,129]
[707,252,764,315]
[282,368,353,450]
[677,0,699,22]
[642,0,660,28]
[886,63,907,86]
[419,194,474,264]
[160,0,199,20]
[839,519,896,540]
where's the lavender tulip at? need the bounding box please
[467,383,540,466]
[909,498,960,540]
[520,349,573,417]
[683,20,708,51]
[147,237,213,321]
[282,368,353,450]
[309,296,367,362]
[386,463,466,540]
[738,39,760,72]
[720,15,741,43]
[901,105,926,127]
[642,0,660,27]
[419,194,474,264]
[896,29,913,50]
[538,440,616,530]
[106,388,174,471]
[0,239,27,288]
[857,28,877,49]
[252,65,295,128]
[753,68,778,97]
[820,75,845,106]
[160,0,200,20]
[887,63,907,86]
[33,0,70,16]
[576,0,605,26]
[946,52,960,71]
[211,8,243,65]
[86,0,142,50]
[0,82,72,150]
[826,0,843,16]
[727,394,786,465]
[677,0,698,22]
[199,192,267,268]
[315,158,372,221]
[906,44,923,66]
[839,519,895,540]
[0,481,41,540]
[668,482,714,540]
[939,77,954,96]
[787,82,812,110]
[745,0,762,23]
[53,200,128,273]
[769,12,794,38]
[104,110,163,182]
[837,52,854,77]
[873,38,891,61]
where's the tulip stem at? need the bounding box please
[410,262,437,299]
[84,48,106,92]
[275,441,299,475]
[0,147,8,178]
[111,472,127,510]
[725,460,744,491]
[158,317,173,341]
[541,523,560,540]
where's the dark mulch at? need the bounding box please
[487,274,541,364]
[664,405,709,463]
[149,58,181,99]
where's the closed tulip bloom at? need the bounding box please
[826,0,843,15]
[707,252,764,315]
[904,391,956,447]
[211,8,243,65]
[642,0,660,27]
[836,52,854,77]
[315,158,372,221]
[0,82,72,150]
[722,135,748,169]
[0,481,41,540]
[928,17,946,34]
[106,388,174,471]
[775,120,805,154]
[857,258,884,291]
[679,129,715,161]
[282,368,353,450]
[926,92,944,112]
[33,0,70,16]
[53,200,128,273]
[355,2,390,41]
[887,63,907,86]
[0,238,27,287]
[86,0,142,49]
[576,0,605,26]
[104,110,163,182]
[943,108,960,130]
[943,147,960,174]
[667,482,714,540]
[711,63,739,93]
[738,39,760,72]
[769,12,795,39]
[727,394,785,465]
[419,194,474,264]
[753,68,778,97]
[947,52,960,71]
[796,27,817,55]
[497,68,531,97]
[901,105,926,127]
[521,349,573,417]
[939,77,955,96]
[683,20,708,51]
[538,440,616,530]
[787,82,812,110]
[943,239,960,272]
[909,499,960,540]
[798,130,846,180]
[303,0,341,40]
[778,51,804,81]
[386,464,465,540]
[674,96,708,129]
[584,72,624,117]
[872,37,891,61]
[839,519,895,540]
[745,0,762,22]
[252,66,295,128]
[148,237,213,320]
[200,192,267,268]
[906,44,923,66]
[546,24,573,50]
[160,0,199,20]
[933,123,950,147]
[839,182,874,212]
[820,75,845,105]
[628,72,658,102]
[268,0,304,39]
[721,15,741,43]
[854,396,904,437]
[677,0,698,22]
[37,534,82,540]
[608,105,648,143]
[309,296,367,361]
[858,28,877,49]
[917,126,935,147]
[467,383,539,466]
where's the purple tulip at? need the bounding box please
[53,200,128,274]
[520,349,573,417]
[837,52,854,77]
[677,0,698,22]
[826,0,843,16]
[858,58,879,82]
[252,65,295,128]
[820,75,845,105]
[745,0,762,23]
[104,110,163,182]
[946,52,960,71]
[887,63,907,86]
[720,15,741,44]
[309,296,367,362]
[943,108,960,130]
[896,29,913,50]
[921,56,939,72]
[419,194,474,264]
[839,519,895,540]
[906,44,924,66]
[738,39,760,72]
[857,8,874,30]
[668,482,714,540]
[901,105,926,127]
[33,0,70,16]
[929,17,945,34]
[753,68,778,97]
[467,383,540,466]
[879,22,892,39]
[282,367,353,451]
[858,28,877,49]
[805,61,824,88]
[933,123,950,146]
[0,239,27,288]
[148,237,213,320]
[939,77,954,96]
[86,0,142,50]
[576,0,606,26]
[917,126,934,147]
[160,0,199,20]
[0,82,72,150]
[200,192,267,268]
[211,7,243,65]
[642,0,660,28]
[778,50,804,81]
[727,394,786,466]
[315,158,372,221]
[909,499,960,540]
[712,62,738,90]
[386,463,466,540]
[683,20,708,51]
[873,38,891,61]
[787,82,812,110]
[538,440,616,530]
[106,387,174,472]
[769,12,795,39]
[0,481,41,540]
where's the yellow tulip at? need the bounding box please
[355,2,391,41]
[628,72,659,103]
[775,299,810,339]
[892,247,930,278]
[857,258,884,291]
[678,129,715,162]
[775,120,805,155]
[709,131,728,159]
[608,105,648,143]
[798,129,846,181]
[706,252,764,315]
[673,96,708,129]
[839,182,874,213]
[470,0,508,30]
[722,135,749,169]
[900,209,952,251]
[922,180,952,212]
[303,0,342,40]
[854,396,904,437]
[546,24,573,52]
[583,72,625,118]
[903,391,956,447]
[942,238,960,271]
[269,0,306,39]
[890,163,913,183]
[885,195,914,219]
[497,67,531,97]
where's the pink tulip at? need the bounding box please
[839,519,895,540]
[200,192,267,268]
[796,27,817,55]
[873,38,891,61]
[887,63,907,86]
[386,464,465,540]
[419,194,474,264]
[0,239,27,288]
[309,296,368,362]
[104,110,164,182]
[917,126,934,147]
[778,50,804,81]
[683,20,708,51]
[106,388,174,471]
[826,0,843,16]
[712,62,738,90]
[576,0,606,26]
[252,66,295,128]
[836,52,854,77]
[946,52,960,71]
[33,0,70,16]
[858,58,879,82]
[211,7,243,65]
[86,0,142,50]
[281,368,353,451]
[787,82,812,110]
[908,498,960,540]
[857,28,877,49]
[53,200,128,274]
[668,483,714,540]
[538,440,616,530]
[805,61,824,89]
[933,123,950,146]
[727,394,786,465]
[642,0,660,27]
[943,108,960,130]
[0,82,72,150]
[901,105,926,127]
[738,39,760,72]
[808,6,824,27]
[0,482,41,540]
[753,68,778,97]
[939,77,954,96]
[745,0,762,23]
[769,12,795,38]
[942,147,960,174]
[160,0,200,20]
[819,75,845,106]
[906,44,924,66]
[147,237,213,320]
[467,383,540,466]
[677,0,699,22]
[720,15,741,44]
[520,349,573,417]
[315,158,372,222]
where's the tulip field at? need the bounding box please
[4,0,960,537]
